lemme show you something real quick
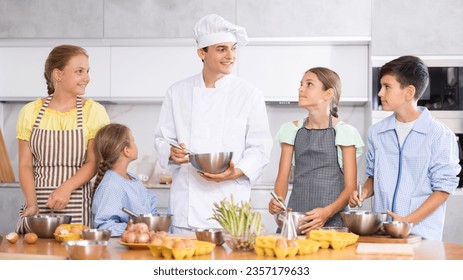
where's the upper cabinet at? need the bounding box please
[0,46,110,100]
[239,44,369,103]
[110,46,202,100]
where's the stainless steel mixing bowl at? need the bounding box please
[383,221,413,238]
[25,214,72,238]
[189,152,233,174]
[340,210,387,236]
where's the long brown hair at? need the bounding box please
[93,123,131,189]
[44,45,88,95]
[305,67,342,118]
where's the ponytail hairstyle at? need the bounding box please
[93,123,131,189]
[305,67,342,118]
[44,45,88,95]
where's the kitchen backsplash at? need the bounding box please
[0,102,368,185]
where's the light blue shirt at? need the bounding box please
[92,170,159,236]
[366,107,460,240]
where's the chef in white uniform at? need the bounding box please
[154,14,273,233]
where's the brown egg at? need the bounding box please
[54,225,67,235]
[275,237,288,249]
[124,232,137,243]
[24,233,38,244]
[172,238,185,249]
[70,226,81,235]
[184,239,195,248]
[135,233,150,244]
[286,239,298,248]
[6,232,19,244]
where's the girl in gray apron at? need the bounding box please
[288,114,345,227]
[17,94,92,232]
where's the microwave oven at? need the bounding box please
[372,66,463,110]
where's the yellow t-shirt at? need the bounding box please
[16,98,110,143]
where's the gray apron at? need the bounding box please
[288,115,345,227]
[16,95,92,233]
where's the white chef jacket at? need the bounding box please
[154,73,273,229]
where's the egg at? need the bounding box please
[24,233,38,244]
[6,232,19,244]
[54,225,67,235]
[286,239,298,248]
[172,239,186,249]
[184,239,195,248]
[124,232,137,243]
[275,237,288,249]
[135,233,150,244]
[150,238,162,246]
[70,226,81,235]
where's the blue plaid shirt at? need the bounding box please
[92,170,159,236]
[366,107,460,240]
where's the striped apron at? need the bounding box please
[288,115,345,227]
[17,95,92,233]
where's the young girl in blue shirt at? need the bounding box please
[92,123,159,236]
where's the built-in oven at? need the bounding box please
[372,64,463,111]
[372,56,463,188]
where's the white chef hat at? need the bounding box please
[193,14,249,49]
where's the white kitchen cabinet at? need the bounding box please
[110,47,202,100]
[238,45,369,104]
[0,46,110,100]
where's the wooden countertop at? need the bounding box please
[1,235,463,260]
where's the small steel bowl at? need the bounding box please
[63,240,108,260]
[194,229,225,246]
[189,152,233,174]
[383,221,413,238]
[82,229,112,241]
[133,213,173,232]
[276,212,308,235]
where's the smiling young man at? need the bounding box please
[154,14,273,233]
[349,56,461,240]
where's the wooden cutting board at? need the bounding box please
[358,234,421,244]
[0,128,15,182]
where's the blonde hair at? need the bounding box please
[305,67,341,117]
[93,123,131,189]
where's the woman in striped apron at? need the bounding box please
[16,45,110,232]
[269,67,364,234]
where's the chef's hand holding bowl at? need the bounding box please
[198,160,244,183]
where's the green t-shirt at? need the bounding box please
[276,119,365,169]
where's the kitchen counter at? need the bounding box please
[1,235,463,260]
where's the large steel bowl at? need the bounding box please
[189,152,233,174]
[133,213,173,232]
[340,210,387,236]
[25,214,72,238]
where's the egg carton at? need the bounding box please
[254,236,321,259]
[308,230,359,250]
[147,240,215,260]
[54,224,85,242]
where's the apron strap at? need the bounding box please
[76,95,83,130]
[33,94,53,129]
[32,94,84,129]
